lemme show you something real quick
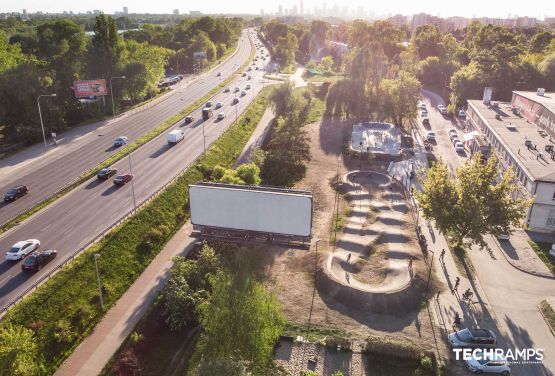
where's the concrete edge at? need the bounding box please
[537,300,555,338]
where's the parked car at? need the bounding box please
[217,112,226,120]
[448,128,458,137]
[448,328,496,348]
[232,97,239,105]
[114,173,133,186]
[242,72,247,77]
[224,87,231,93]
[5,239,40,261]
[4,185,28,202]
[113,136,128,147]
[97,168,117,180]
[426,131,436,141]
[419,103,427,110]
[438,105,447,115]
[451,136,460,145]
[420,110,428,117]
[21,249,57,272]
[465,350,510,375]
[497,234,510,240]
[459,110,466,117]
[454,141,464,153]
[184,115,194,124]
[422,115,429,125]
[215,101,223,109]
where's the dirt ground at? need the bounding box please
[259,118,445,360]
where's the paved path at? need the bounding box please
[55,91,274,376]
[234,107,274,167]
[326,170,411,293]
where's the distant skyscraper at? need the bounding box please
[123,7,128,15]
[278,5,283,15]
[173,9,179,15]
[260,9,264,16]
[300,0,304,15]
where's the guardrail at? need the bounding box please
[0,38,246,235]
[0,40,261,318]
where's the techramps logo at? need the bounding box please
[453,348,545,365]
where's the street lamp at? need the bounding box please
[122,139,137,210]
[201,117,207,154]
[110,76,126,118]
[93,253,104,310]
[37,94,57,147]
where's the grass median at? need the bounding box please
[0,35,256,237]
[0,85,271,374]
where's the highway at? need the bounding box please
[0,29,253,226]
[0,31,271,309]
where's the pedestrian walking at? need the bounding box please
[440,249,446,261]
[453,277,460,292]
[436,291,440,301]
[408,258,413,271]
[347,253,351,264]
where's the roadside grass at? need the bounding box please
[304,73,344,83]
[365,352,434,376]
[292,86,325,124]
[282,322,350,344]
[0,37,255,237]
[528,241,555,275]
[1,85,271,374]
[539,300,555,336]
[280,64,297,74]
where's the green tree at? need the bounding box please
[189,357,251,376]
[88,13,123,78]
[0,31,27,73]
[275,32,298,68]
[379,71,421,127]
[319,55,334,73]
[530,31,554,54]
[415,156,533,248]
[413,25,445,59]
[0,324,38,376]
[449,61,484,107]
[212,163,261,186]
[199,270,284,369]
[417,56,458,88]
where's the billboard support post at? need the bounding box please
[37,94,57,148]
[110,76,126,118]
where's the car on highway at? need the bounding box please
[21,249,57,272]
[454,141,464,153]
[242,72,247,77]
[448,328,496,348]
[235,87,240,92]
[5,239,40,261]
[114,173,133,186]
[246,84,251,89]
[205,101,213,107]
[215,101,223,109]
[247,66,252,71]
[224,87,230,93]
[184,116,194,124]
[113,136,128,147]
[247,75,252,80]
[465,350,510,375]
[232,97,239,105]
[97,168,117,180]
[459,110,466,117]
[217,112,226,120]
[255,66,259,70]
[426,131,436,141]
[241,90,247,96]
[4,185,28,202]
[217,72,221,76]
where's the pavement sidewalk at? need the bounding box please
[55,222,196,376]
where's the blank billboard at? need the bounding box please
[189,184,312,238]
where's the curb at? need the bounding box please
[538,300,555,338]
[493,239,554,280]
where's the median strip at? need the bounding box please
[0,33,256,236]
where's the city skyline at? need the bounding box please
[2,0,554,19]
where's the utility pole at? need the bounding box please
[37,94,57,147]
[93,254,104,310]
[110,76,126,118]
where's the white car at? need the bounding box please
[426,131,436,141]
[215,102,223,109]
[217,112,225,120]
[5,239,40,261]
[454,141,464,152]
[448,128,458,137]
[465,350,510,375]
[459,110,466,117]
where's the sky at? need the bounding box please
[1,0,554,19]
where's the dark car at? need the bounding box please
[448,328,497,348]
[114,173,133,186]
[97,168,117,180]
[21,249,57,272]
[4,185,28,202]
[184,116,194,124]
[232,97,239,105]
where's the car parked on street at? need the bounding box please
[97,168,117,180]
[459,110,466,117]
[21,249,57,272]
[426,131,436,141]
[454,141,465,153]
[448,328,497,348]
[420,110,428,117]
[422,115,429,125]
[448,128,458,137]
[465,350,510,375]
[113,136,128,147]
[114,173,133,186]
[5,239,40,261]
[4,185,28,202]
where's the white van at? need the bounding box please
[167,129,185,145]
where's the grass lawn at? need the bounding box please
[282,322,350,344]
[528,241,555,275]
[304,72,344,84]
[365,353,434,376]
[539,300,555,336]
[1,84,271,375]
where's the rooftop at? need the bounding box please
[469,100,555,183]
[513,90,555,115]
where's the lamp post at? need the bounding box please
[440,71,447,95]
[122,139,137,209]
[201,118,207,154]
[37,94,57,147]
[110,76,126,118]
[93,253,104,310]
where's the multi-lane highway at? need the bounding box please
[0,29,253,226]
[0,31,271,309]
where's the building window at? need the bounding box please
[553,191,555,200]
[548,209,555,227]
